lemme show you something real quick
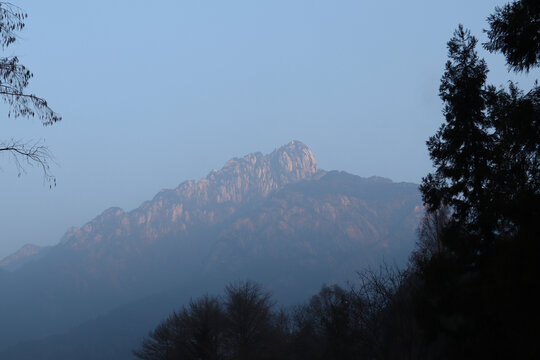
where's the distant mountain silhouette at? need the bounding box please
[0,244,50,271]
[0,141,422,358]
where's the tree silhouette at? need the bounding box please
[410,206,450,270]
[0,2,61,184]
[291,284,362,360]
[484,0,540,72]
[134,295,226,360]
[420,26,491,244]
[134,282,287,360]
[222,281,276,360]
[415,7,539,356]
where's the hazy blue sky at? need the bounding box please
[0,0,536,258]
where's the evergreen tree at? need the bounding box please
[420,25,493,255]
[416,13,539,358]
[484,0,540,72]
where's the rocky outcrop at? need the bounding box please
[58,140,321,251]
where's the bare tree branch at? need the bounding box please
[0,139,56,186]
[0,2,61,185]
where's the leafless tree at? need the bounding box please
[353,265,427,360]
[134,295,226,360]
[223,281,277,360]
[0,2,61,184]
[410,206,450,269]
[134,282,288,360]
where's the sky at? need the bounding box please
[0,0,537,258]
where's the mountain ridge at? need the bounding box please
[0,140,422,357]
[0,244,50,271]
[54,140,320,251]
[1,141,399,267]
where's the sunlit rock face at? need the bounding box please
[0,140,422,352]
[58,140,322,253]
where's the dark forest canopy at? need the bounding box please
[417,0,539,357]
[134,273,420,360]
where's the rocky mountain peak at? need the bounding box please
[200,140,319,203]
[268,140,318,181]
[58,141,322,249]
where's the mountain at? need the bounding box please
[0,244,50,271]
[0,141,422,359]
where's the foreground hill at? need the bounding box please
[0,141,422,358]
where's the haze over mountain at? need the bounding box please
[0,141,422,359]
